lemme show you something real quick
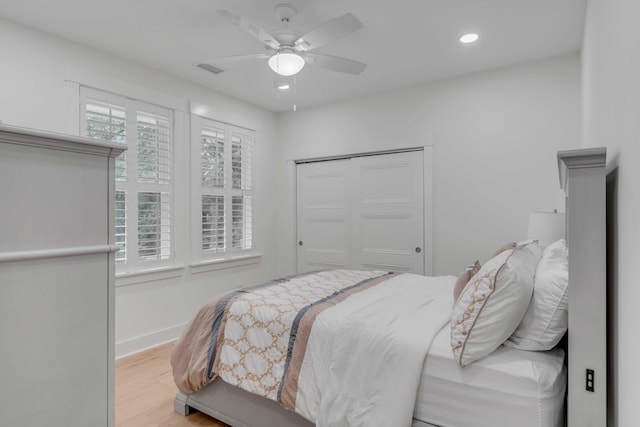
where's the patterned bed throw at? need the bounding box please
[171,269,455,427]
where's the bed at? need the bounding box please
[171,148,607,427]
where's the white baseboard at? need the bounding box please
[115,322,188,359]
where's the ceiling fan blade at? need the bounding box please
[217,9,281,50]
[294,13,363,51]
[304,53,367,75]
[200,53,270,65]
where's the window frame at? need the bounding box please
[190,115,257,267]
[80,86,176,274]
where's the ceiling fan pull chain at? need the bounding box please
[294,75,297,112]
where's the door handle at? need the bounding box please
[415,247,421,253]
[299,241,303,246]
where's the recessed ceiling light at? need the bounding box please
[277,84,291,90]
[460,33,479,44]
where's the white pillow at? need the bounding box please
[451,241,541,367]
[506,239,568,351]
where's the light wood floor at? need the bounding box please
[115,343,229,427]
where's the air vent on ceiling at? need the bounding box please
[197,63,225,75]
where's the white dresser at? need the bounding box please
[0,125,125,427]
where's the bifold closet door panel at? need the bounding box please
[296,159,351,272]
[351,152,424,273]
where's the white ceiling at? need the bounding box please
[0,0,587,113]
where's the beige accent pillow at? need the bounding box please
[451,241,542,367]
[453,261,481,303]
[506,239,568,350]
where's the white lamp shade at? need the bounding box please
[268,52,305,76]
[527,211,566,246]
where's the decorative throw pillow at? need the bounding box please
[491,242,517,257]
[453,261,481,303]
[451,241,542,367]
[505,239,568,351]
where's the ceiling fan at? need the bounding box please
[198,4,367,77]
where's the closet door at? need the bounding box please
[351,152,424,273]
[296,159,351,272]
[296,150,425,274]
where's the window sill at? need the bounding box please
[116,265,185,287]
[189,253,262,275]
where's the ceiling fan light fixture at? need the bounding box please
[268,51,305,76]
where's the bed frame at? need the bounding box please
[175,148,608,427]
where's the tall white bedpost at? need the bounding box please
[558,147,607,427]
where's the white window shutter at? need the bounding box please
[137,192,171,261]
[137,111,171,184]
[85,100,127,181]
[231,195,252,250]
[195,118,254,260]
[115,190,127,263]
[202,195,225,252]
[230,128,254,252]
[231,132,253,191]
[201,125,226,188]
[81,87,175,272]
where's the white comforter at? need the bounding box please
[294,273,455,426]
[171,270,455,427]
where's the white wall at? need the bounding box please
[0,17,280,357]
[276,54,581,276]
[582,0,640,424]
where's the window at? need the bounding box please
[81,87,174,272]
[193,116,254,261]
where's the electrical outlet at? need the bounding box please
[586,369,595,392]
